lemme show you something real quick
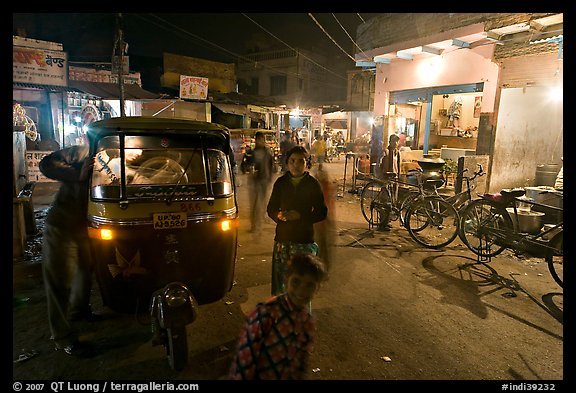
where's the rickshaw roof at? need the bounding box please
[87,116,230,139]
[229,128,276,136]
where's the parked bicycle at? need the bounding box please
[458,188,563,287]
[442,164,485,213]
[360,172,420,229]
[360,170,460,249]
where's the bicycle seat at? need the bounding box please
[480,188,525,203]
[382,172,398,180]
[501,188,526,198]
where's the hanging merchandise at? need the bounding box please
[447,96,463,128]
[474,96,482,117]
[13,103,38,141]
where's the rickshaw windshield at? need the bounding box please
[91,135,233,201]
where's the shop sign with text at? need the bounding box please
[26,151,57,182]
[179,75,208,100]
[13,46,67,86]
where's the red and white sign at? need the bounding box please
[13,46,67,86]
[179,75,208,100]
[26,151,56,182]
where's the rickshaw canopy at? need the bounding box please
[87,116,232,154]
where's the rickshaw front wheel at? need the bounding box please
[166,325,188,371]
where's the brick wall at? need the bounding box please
[357,13,556,52]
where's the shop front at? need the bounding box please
[388,83,484,157]
[355,13,563,192]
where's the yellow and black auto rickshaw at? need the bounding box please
[86,116,238,370]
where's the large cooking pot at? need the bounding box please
[507,208,544,234]
[417,157,445,190]
[524,186,563,224]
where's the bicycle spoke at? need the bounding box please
[546,232,563,288]
[459,199,511,258]
[406,197,459,249]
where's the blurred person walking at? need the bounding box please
[248,131,275,234]
[314,163,336,272]
[39,144,100,357]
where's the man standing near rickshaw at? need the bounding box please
[39,144,100,357]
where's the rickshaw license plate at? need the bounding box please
[153,212,188,230]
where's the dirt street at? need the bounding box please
[12,157,564,387]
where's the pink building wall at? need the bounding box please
[373,44,500,116]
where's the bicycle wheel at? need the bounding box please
[405,197,460,249]
[546,232,563,288]
[360,181,391,226]
[458,199,513,258]
[399,191,421,227]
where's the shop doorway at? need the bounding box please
[389,83,484,154]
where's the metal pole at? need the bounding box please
[61,93,66,148]
[115,13,126,117]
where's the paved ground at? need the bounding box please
[12,156,564,386]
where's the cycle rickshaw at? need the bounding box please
[85,116,238,370]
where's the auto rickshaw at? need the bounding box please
[85,116,238,370]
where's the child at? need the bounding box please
[266,145,327,296]
[228,253,328,380]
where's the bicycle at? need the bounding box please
[360,171,460,249]
[442,164,485,213]
[359,171,425,229]
[458,188,563,287]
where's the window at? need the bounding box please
[91,136,214,200]
[270,75,287,96]
[251,77,259,95]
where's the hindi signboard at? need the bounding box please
[13,46,67,86]
[179,75,208,100]
[26,151,57,182]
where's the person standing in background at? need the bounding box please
[279,131,297,173]
[266,145,328,295]
[378,134,401,231]
[311,134,326,166]
[380,133,401,176]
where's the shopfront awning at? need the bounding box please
[69,81,160,100]
[13,82,79,93]
[212,103,250,116]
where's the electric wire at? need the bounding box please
[241,13,347,81]
[331,13,369,62]
[132,13,349,91]
[308,13,356,62]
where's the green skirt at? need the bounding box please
[271,241,319,295]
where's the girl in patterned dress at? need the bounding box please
[229,253,327,380]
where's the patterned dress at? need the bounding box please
[229,293,316,380]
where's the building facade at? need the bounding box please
[353,13,563,191]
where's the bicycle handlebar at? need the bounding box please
[459,163,484,181]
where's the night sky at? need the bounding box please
[13,13,381,65]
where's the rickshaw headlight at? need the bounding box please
[220,219,232,232]
[164,285,190,308]
[100,229,114,240]
[88,227,114,240]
